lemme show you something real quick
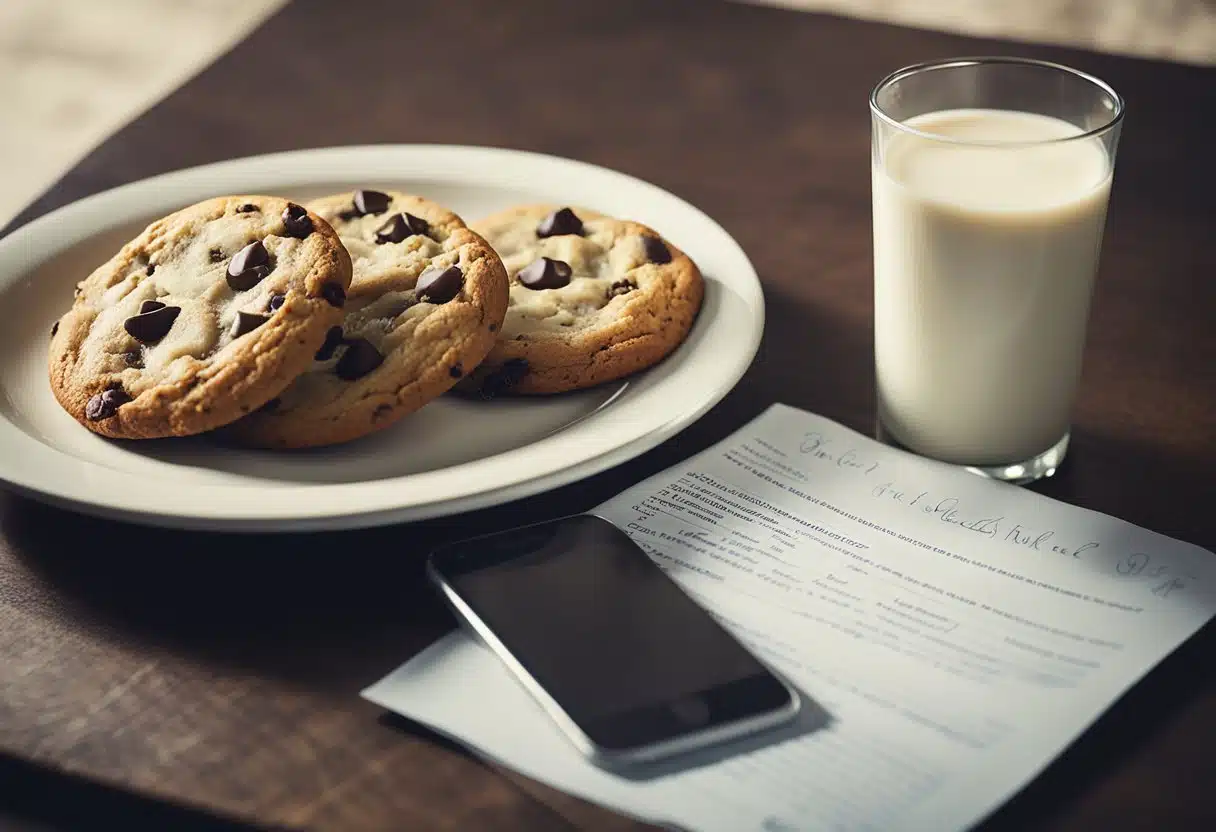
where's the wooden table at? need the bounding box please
[2,0,1213,829]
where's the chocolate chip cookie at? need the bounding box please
[466,205,703,395]
[48,196,352,439]
[229,189,509,448]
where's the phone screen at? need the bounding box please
[431,515,793,751]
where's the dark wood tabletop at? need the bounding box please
[2,0,1214,829]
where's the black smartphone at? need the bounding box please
[426,514,800,767]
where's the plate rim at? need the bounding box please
[0,144,764,530]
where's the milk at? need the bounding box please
[873,108,1113,465]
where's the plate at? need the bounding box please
[0,146,763,531]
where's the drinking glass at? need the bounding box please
[870,58,1123,484]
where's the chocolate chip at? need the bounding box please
[377,296,416,321]
[140,299,166,314]
[268,293,286,311]
[236,203,259,213]
[335,338,383,380]
[374,212,430,244]
[231,311,270,338]
[209,248,224,263]
[85,387,131,421]
[642,235,672,264]
[123,349,143,368]
[403,212,431,237]
[536,207,583,238]
[480,359,529,399]
[315,326,345,361]
[50,321,59,337]
[145,263,156,276]
[372,404,393,422]
[124,304,180,343]
[374,214,409,244]
[227,240,272,290]
[449,362,463,378]
[321,282,346,307]
[353,189,390,216]
[282,203,313,238]
[517,257,572,290]
[416,265,463,303]
[607,278,637,298]
[74,285,82,297]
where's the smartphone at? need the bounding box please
[426,514,800,767]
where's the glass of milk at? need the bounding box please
[870,58,1123,484]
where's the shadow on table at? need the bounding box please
[0,752,271,832]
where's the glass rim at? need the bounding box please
[869,56,1125,147]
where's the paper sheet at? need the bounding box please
[364,404,1216,832]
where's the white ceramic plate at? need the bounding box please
[0,146,763,531]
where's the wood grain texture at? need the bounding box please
[2,0,1214,830]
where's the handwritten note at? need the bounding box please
[794,425,1192,595]
[365,404,1216,832]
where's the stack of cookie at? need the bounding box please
[48,191,703,448]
